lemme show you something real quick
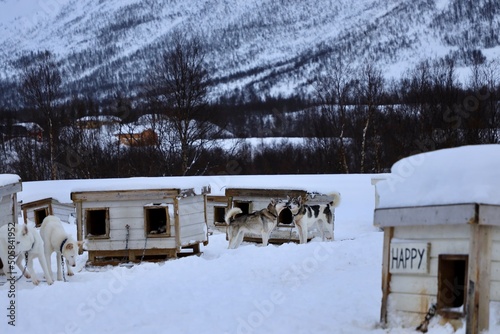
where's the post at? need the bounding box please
[380,226,394,325]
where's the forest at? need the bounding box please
[0,39,498,181]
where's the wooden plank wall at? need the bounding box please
[178,195,208,247]
[82,198,177,251]
[0,194,14,228]
[386,225,471,327]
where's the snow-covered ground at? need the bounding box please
[1,146,500,333]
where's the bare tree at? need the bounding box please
[19,50,62,180]
[355,62,385,173]
[311,55,355,173]
[145,32,220,175]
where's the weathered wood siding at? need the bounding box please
[178,195,208,246]
[386,225,471,327]
[82,198,177,251]
[0,194,15,228]
[23,199,75,224]
[490,228,500,302]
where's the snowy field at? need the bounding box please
[1,148,499,334]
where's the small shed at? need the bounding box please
[71,187,208,265]
[21,197,75,227]
[374,145,500,334]
[0,174,22,228]
[209,188,334,244]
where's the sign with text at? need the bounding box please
[389,242,429,274]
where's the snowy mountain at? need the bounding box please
[1,0,499,102]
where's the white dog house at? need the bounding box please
[71,186,208,265]
[374,145,500,334]
[0,174,22,229]
[21,197,75,227]
[212,188,335,244]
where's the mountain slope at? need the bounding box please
[0,0,499,103]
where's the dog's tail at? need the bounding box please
[225,207,243,225]
[328,191,341,208]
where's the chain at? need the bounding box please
[140,235,148,263]
[61,255,67,282]
[125,224,130,250]
[416,303,436,333]
[13,252,29,283]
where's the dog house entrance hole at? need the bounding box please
[234,201,251,214]
[85,209,108,237]
[34,207,49,227]
[145,206,170,236]
[214,206,226,224]
[279,208,293,225]
[437,254,468,318]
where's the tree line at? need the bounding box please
[0,33,499,181]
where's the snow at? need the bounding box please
[376,145,500,208]
[4,171,497,333]
[0,173,21,188]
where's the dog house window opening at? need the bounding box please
[145,206,170,237]
[34,207,49,227]
[85,208,109,238]
[437,254,468,317]
[278,208,293,225]
[214,206,226,224]
[234,201,251,214]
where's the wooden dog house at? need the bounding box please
[21,197,75,227]
[208,188,336,244]
[71,187,208,265]
[374,145,500,334]
[0,174,22,229]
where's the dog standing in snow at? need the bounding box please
[0,223,53,285]
[224,198,287,249]
[40,215,81,281]
[288,192,341,244]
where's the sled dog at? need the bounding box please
[288,192,341,244]
[224,198,287,249]
[0,224,53,285]
[40,215,81,281]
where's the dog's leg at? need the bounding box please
[38,252,54,285]
[66,258,74,276]
[233,231,245,249]
[261,232,269,247]
[55,251,63,281]
[16,254,31,279]
[25,254,40,285]
[295,221,306,244]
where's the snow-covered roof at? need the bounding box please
[19,174,360,205]
[77,115,122,123]
[376,145,500,208]
[0,174,21,188]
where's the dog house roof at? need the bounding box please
[0,174,21,188]
[376,144,500,209]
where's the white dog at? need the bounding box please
[288,192,341,244]
[0,224,53,285]
[40,215,81,281]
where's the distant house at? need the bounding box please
[115,126,158,146]
[11,122,43,141]
[76,115,121,129]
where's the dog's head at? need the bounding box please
[62,239,83,267]
[287,196,303,215]
[16,225,36,255]
[268,198,288,216]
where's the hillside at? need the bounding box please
[1,0,500,104]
